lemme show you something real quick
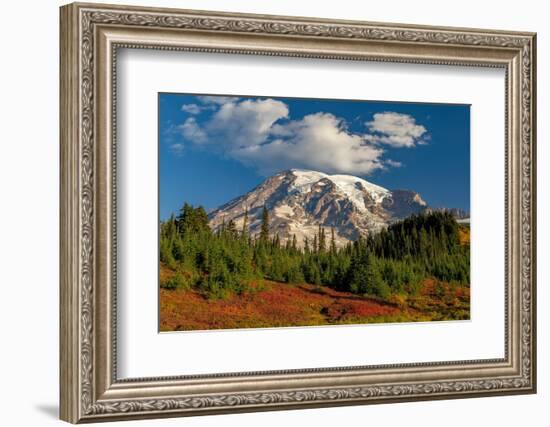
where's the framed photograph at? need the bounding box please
[60,2,537,423]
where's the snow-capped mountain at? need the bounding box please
[208,169,428,247]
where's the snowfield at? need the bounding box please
[208,168,430,247]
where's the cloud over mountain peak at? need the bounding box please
[175,96,429,176]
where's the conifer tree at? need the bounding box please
[227,219,237,237]
[241,207,249,239]
[318,224,326,253]
[273,233,280,249]
[195,206,210,230]
[260,206,269,243]
[176,203,193,235]
[292,234,298,252]
[285,237,292,251]
[218,216,226,236]
[312,235,318,254]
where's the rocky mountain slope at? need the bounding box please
[208,169,429,247]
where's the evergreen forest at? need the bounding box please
[159,204,470,302]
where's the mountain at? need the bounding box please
[208,169,431,247]
[426,207,469,219]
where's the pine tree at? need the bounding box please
[226,219,237,237]
[292,234,298,252]
[241,207,249,239]
[318,225,326,253]
[195,206,209,230]
[312,235,318,254]
[285,237,292,251]
[330,227,337,254]
[176,203,193,235]
[176,203,211,236]
[348,250,389,298]
[260,206,269,243]
[218,216,226,237]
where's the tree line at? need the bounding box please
[160,203,469,300]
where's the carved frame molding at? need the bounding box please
[60,2,536,423]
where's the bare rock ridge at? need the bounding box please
[208,169,430,247]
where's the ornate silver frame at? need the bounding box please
[60,2,537,423]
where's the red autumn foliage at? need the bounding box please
[159,265,470,331]
[160,282,402,331]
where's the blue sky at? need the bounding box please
[159,93,470,220]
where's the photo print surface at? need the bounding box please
[158,93,470,332]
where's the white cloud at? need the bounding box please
[179,117,208,144]
[170,143,185,156]
[177,98,425,176]
[366,112,427,147]
[233,112,385,175]
[385,159,402,168]
[181,98,289,148]
[197,95,240,106]
[181,104,202,114]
